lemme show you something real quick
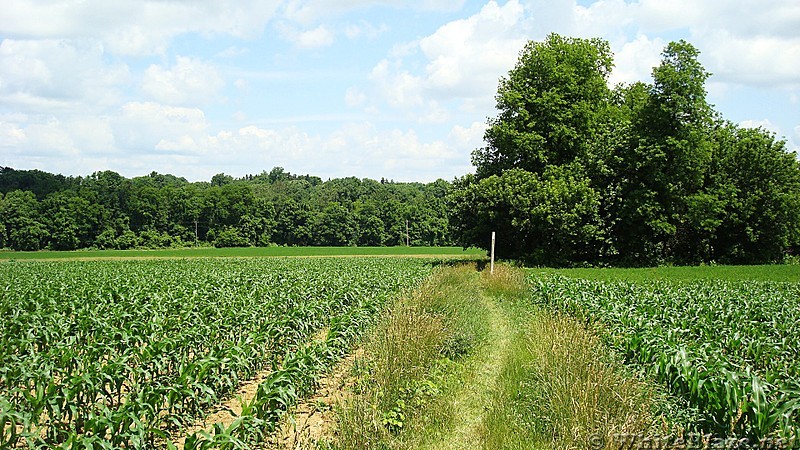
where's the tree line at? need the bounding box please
[4,34,799,266]
[0,167,452,251]
[449,34,800,266]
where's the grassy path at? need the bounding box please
[422,283,512,450]
[328,264,666,450]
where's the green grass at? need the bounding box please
[532,264,800,282]
[0,246,485,260]
[328,264,665,450]
[332,265,491,450]
[479,265,664,450]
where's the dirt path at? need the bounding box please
[422,289,513,450]
[172,367,272,449]
[174,328,332,449]
[265,348,363,449]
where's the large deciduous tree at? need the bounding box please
[452,34,613,265]
[449,167,605,265]
[452,34,800,266]
[610,40,716,264]
[472,33,614,179]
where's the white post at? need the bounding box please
[490,231,496,275]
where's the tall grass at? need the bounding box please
[332,265,489,450]
[482,311,660,449]
[331,263,671,449]
[480,265,665,449]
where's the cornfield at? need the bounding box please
[529,274,800,441]
[0,258,431,448]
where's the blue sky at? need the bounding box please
[1,0,798,182]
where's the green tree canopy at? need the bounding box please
[452,33,800,266]
[472,33,614,179]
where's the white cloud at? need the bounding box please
[234,79,250,92]
[628,0,800,39]
[112,102,208,152]
[448,121,489,149]
[739,119,780,134]
[0,39,129,112]
[0,0,281,56]
[608,34,664,86]
[141,57,225,106]
[520,0,800,90]
[418,0,528,98]
[344,21,389,40]
[362,0,529,121]
[344,87,367,108]
[281,0,466,25]
[2,116,116,161]
[216,46,250,58]
[277,23,335,49]
[295,25,336,49]
[319,122,461,177]
[5,113,473,181]
[574,0,633,38]
[694,30,800,87]
[594,0,800,88]
[190,121,468,181]
[0,121,27,148]
[369,59,424,109]
[522,0,576,36]
[2,0,799,182]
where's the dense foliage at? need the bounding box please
[451,34,800,266]
[529,274,800,441]
[0,258,431,447]
[0,167,453,251]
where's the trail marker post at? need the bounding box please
[490,231,496,275]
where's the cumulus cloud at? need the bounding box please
[448,121,489,150]
[281,0,466,25]
[141,57,226,106]
[695,30,800,87]
[369,59,424,109]
[112,102,209,152]
[608,34,665,86]
[296,25,336,49]
[0,121,28,149]
[2,0,799,182]
[0,39,129,112]
[418,0,528,98]
[215,122,460,179]
[362,0,529,122]
[344,87,367,108]
[584,0,800,88]
[344,21,389,40]
[0,0,281,56]
[739,119,781,134]
[275,22,335,49]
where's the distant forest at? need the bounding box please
[0,167,452,251]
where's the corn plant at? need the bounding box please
[529,274,800,440]
[0,258,430,448]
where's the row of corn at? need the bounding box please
[0,258,430,448]
[529,274,800,440]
